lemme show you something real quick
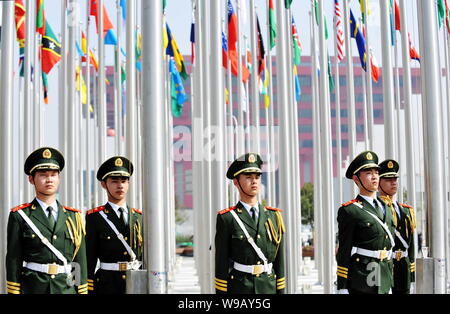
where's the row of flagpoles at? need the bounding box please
[1,0,450,293]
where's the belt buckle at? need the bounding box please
[118,262,129,272]
[47,263,59,275]
[395,250,403,261]
[252,265,264,275]
[379,250,387,261]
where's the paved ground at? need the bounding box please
[167,255,325,294]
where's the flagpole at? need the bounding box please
[142,0,167,294]
[85,1,92,209]
[236,0,245,157]
[115,0,122,155]
[98,0,107,205]
[267,0,276,206]
[249,0,260,155]
[343,0,356,197]
[379,0,396,159]
[363,1,374,150]
[0,0,15,294]
[126,0,137,207]
[310,6,322,282]
[333,13,343,208]
[418,0,447,294]
[360,19,369,151]
[23,0,34,202]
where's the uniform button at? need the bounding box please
[240,235,243,239]
[53,235,57,240]
[257,234,261,239]
[107,236,111,240]
[32,234,36,238]
[256,274,260,278]
[367,223,370,226]
[97,278,100,282]
[124,237,128,241]
[51,275,55,279]
[385,236,388,239]
[399,227,402,230]
[356,258,360,262]
[122,275,126,280]
[124,252,128,255]
[257,261,261,265]
[384,247,387,250]
[231,275,234,279]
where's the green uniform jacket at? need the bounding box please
[85,203,143,294]
[392,202,416,293]
[214,202,285,294]
[336,195,395,294]
[6,199,87,294]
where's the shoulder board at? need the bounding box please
[341,199,358,207]
[10,203,31,212]
[132,208,142,215]
[63,206,81,213]
[265,206,283,212]
[399,203,413,209]
[218,206,236,215]
[86,206,106,215]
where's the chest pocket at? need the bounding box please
[22,229,41,252]
[355,219,381,243]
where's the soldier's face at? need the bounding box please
[379,177,398,196]
[354,168,379,192]
[29,170,60,196]
[234,173,261,196]
[102,177,129,201]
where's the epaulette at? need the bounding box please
[86,206,106,215]
[218,206,236,215]
[341,199,358,207]
[63,206,81,213]
[10,203,31,212]
[132,208,142,215]
[265,206,283,212]
[399,203,413,209]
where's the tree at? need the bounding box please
[301,183,314,226]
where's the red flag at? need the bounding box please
[90,0,114,38]
[394,0,401,31]
[409,32,420,62]
[36,0,45,35]
[14,0,26,47]
[370,51,380,83]
[335,0,345,62]
[227,0,249,83]
[41,20,61,74]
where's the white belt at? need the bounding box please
[99,261,141,272]
[393,249,408,261]
[233,261,273,275]
[351,247,393,261]
[24,262,71,275]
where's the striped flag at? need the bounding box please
[334,0,345,62]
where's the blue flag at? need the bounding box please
[350,9,367,71]
[169,58,186,117]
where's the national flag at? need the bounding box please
[80,31,88,62]
[327,54,335,93]
[227,0,250,83]
[75,66,87,105]
[166,23,188,79]
[42,72,48,104]
[90,0,117,45]
[89,49,99,72]
[285,0,293,9]
[350,9,367,71]
[190,15,195,64]
[293,65,301,102]
[222,32,228,68]
[41,20,61,74]
[313,0,328,39]
[256,16,265,75]
[438,0,445,28]
[36,0,45,35]
[225,87,229,105]
[446,0,450,34]
[269,0,276,49]
[292,16,302,66]
[358,0,370,24]
[15,0,26,47]
[369,48,380,83]
[136,30,142,71]
[120,0,127,21]
[169,58,187,118]
[394,0,401,31]
[335,0,345,62]
[409,33,420,62]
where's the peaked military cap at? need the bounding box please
[379,159,399,178]
[226,153,263,179]
[97,156,134,181]
[345,150,380,179]
[24,147,65,175]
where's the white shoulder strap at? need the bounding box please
[99,211,137,261]
[363,209,396,247]
[17,209,68,266]
[394,230,410,250]
[229,210,268,267]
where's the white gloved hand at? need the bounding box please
[337,289,349,294]
[410,283,415,294]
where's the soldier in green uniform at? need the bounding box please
[378,159,416,294]
[6,147,87,294]
[336,151,395,294]
[86,156,143,294]
[214,153,286,294]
